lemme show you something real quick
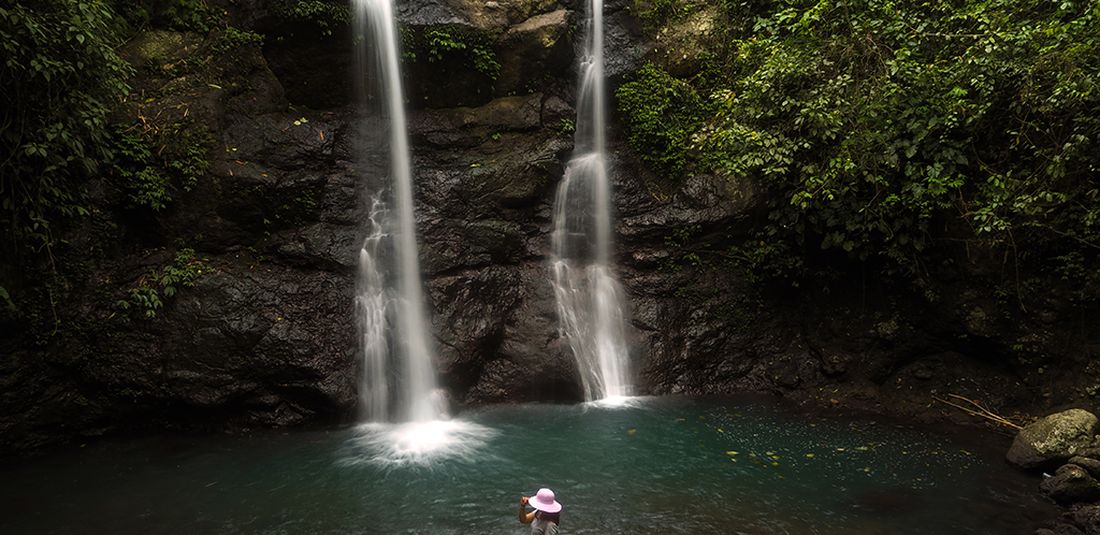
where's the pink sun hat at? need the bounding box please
[529,488,562,513]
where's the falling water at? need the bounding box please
[551,0,633,401]
[353,0,442,423]
[356,197,390,422]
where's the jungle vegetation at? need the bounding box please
[621,0,1099,301]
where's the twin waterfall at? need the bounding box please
[550,0,633,401]
[353,0,443,423]
[354,0,631,425]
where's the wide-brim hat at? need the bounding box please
[530,488,562,514]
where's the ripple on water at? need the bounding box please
[339,420,498,468]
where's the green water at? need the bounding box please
[1,397,1052,534]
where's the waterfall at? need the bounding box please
[356,196,390,422]
[353,0,443,423]
[551,0,633,401]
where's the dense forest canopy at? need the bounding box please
[620,0,1099,299]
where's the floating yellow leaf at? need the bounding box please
[725,451,739,456]
[805,453,815,459]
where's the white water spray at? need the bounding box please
[353,0,443,424]
[551,0,633,401]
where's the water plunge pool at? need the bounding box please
[1,397,1054,534]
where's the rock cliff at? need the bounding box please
[0,0,1096,455]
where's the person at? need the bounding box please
[518,487,562,534]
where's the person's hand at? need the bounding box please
[519,496,529,506]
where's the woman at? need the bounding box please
[518,487,562,534]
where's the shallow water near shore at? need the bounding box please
[0,396,1054,534]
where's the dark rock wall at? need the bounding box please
[1,0,1096,455]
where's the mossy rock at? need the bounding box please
[647,5,722,77]
[121,30,204,69]
[1008,409,1098,470]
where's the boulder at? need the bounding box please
[1035,525,1086,535]
[646,5,723,77]
[494,10,574,97]
[120,30,204,69]
[1072,457,1100,480]
[1008,409,1098,470]
[1041,464,1100,504]
[1073,505,1100,535]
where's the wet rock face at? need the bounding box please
[255,0,576,110]
[1009,409,1099,470]
[398,0,559,30]
[2,0,586,453]
[1072,506,1100,535]
[0,27,363,452]
[407,88,579,404]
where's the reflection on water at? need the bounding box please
[0,397,1054,534]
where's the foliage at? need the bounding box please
[0,286,14,312]
[0,0,131,255]
[617,63,708,180]
[209,26,264,56]
[117,248,206,318]
[112,0,219,32]
[420,27,501,80]
[112,129,170,210]
[162,123,213,192]
[630,0,700,26]
[557,118,576,135]
[661,224,703,269]
[111,121,212,211]
[620,0,1100,288]
[273,0,350,37]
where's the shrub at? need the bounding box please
[0,0,131,255]
[117,248,207,318]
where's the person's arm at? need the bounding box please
[518,496,536,524]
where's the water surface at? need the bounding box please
[1,397,1052,534]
